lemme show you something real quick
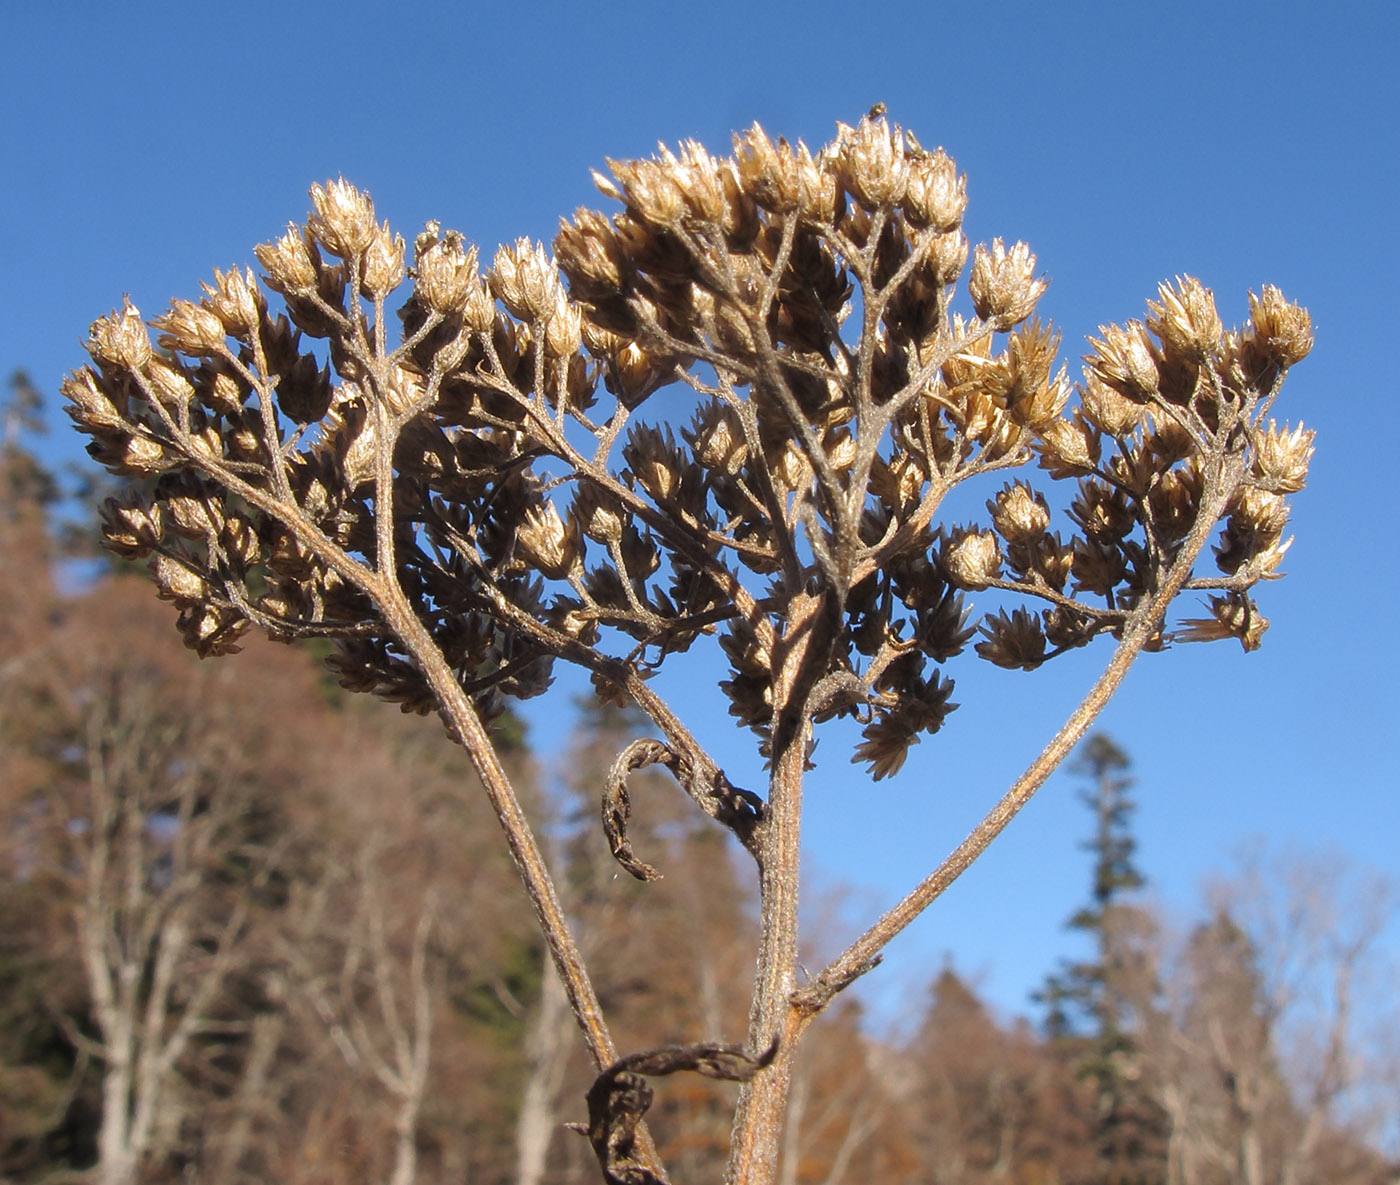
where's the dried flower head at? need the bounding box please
[1247,285,1313,367]
[944,528,1002,589]
[1251,420,1314,492]
[969,239,1046,328]
[307,178,377,259]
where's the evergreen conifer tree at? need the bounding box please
[1038,735,1163,1184]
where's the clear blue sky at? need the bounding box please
[4,0,1396,1025]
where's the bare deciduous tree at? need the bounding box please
[1109,849,1395,1185]
[64,110,1314,1184]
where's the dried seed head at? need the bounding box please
[733,123,804,213]
[517,501,579,579]
[1146,276,1222,363]
[1071,536,1126,596]
[416,232,480,316]
[88,298,152,370]
[625,424,684,503]
[687,404,748,475]
[146,360,195,412]
[989,482,1051,545]
[573,482,625,544]
[544,299,583,358]
[1087,320,1160,400]
[838,115,909,208]
[976,606,1047,670]
[1177,593,1268,651]
[201,266,262,334]
[1036,413,1100,477]
[1231,485,1290,536]
[944,527,1002,589]
[1079,372,1145,437]
[307,178,377,259]
[669,139,728,221]
[492,238,565,323]
[153,299,227,355]
[929,230,969,285]
[969,239,1045,328]
[903,148,965,231]
[557,208,625,291]
[361,221,406,299]
[1247,285,1313,367]
[255,225,319,295]
[1251,419,1314,492]
[826,431,857,471]
[601,157,688,227]
[100,492,163,556]
[150,553,207,603]
[63,368,125,430]
[118,434,171,475]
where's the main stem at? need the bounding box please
[725,725,809,1184]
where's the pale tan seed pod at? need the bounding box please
[201,266,262,334]
[1036,414,1100,478]
[544,297,583,359]
[733,123,803,213]
[670,139,728,221]
[573,483,625,545]
[1147,276,1222,363]
[1247,285,1313,367]
[361,221,406,299]
[793,143,838,223]
[944,528,1002,589]
[255,225,318,295]
[838,115,909,209]
[198,365,246,416]
[166,493,221,539]
[63,369,125,430]
[416,234,480,316]
[1087,320,1160,400]
[1079,373,1145,437]
[154,299,227,355]
[930,230,970,285]
[145,360,195,412]
[771,440,809,494]
[689,405,748,475]
[557,208,624,289]
[377,365,427,417]
[492,238,565,323]
[307,178,377,259]
[826,432,857,472]
[222,514,261,567]
[1251,419,1314,492]
[187,424,224,463]
[120,434,171,474]
[989,482,1051,545]
[88,298,152,370]
[1231,485,1290,535]
[150,553,207,603]
[627,425,682,502]
[1177,594,1268,651]
[602,157,687,227]
[903,148,965,231]
[969,239,1045,328]
[517,501,580,579]
[100,492,163,556]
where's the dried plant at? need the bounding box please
[65,109,1313,1185]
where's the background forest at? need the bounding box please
[2,371,1395,1184]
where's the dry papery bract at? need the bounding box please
[67,113,1313,1185]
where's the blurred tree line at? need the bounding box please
[2,369,1394,1183]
